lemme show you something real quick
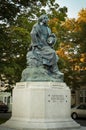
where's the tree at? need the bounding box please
[56,9,86,89]
[77,9,86,53]
[0,0,45,24]
[0,16,31,90]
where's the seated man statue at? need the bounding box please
[21,14,64,82]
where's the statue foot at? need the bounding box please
[51,71,64,82]
[56,71,64,76]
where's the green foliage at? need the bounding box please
[0,0,44,24]
[0,16,31,89]
[0,0,19,23]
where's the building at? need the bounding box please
[71,70,86,106]
[0,92,12,112]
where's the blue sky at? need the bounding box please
[56,0,86,18]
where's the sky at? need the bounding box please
[56,0,86,18]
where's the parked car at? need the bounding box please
[0,101,8,113]
[71,103,86,119]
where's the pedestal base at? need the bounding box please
[2,82,80,130]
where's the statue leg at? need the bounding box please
[51,64,64,80]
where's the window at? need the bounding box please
[80,90,86,103]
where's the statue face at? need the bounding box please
[42,15,49,25]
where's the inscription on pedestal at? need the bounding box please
[50,82,66,88]
[48,94,65,103]
[16,83,26,89]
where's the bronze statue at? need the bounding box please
[21,14,64,82]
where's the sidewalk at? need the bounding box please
[81,127,86,130]
[0,126,86,130]
[0,126,15,130]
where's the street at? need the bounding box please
[0,112,86,126]
[75,118,86,127]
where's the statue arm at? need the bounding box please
[30,25,39,46]
[31,25,46,49]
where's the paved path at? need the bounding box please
[0,126,86,130]
[0,126,15,130]
[81,127,86,130]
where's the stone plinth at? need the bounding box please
[2,82,80,130]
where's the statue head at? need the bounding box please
[38,14,49,25]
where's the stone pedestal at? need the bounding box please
[2,82,80,130]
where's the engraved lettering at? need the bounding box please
[50,95,64,102]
